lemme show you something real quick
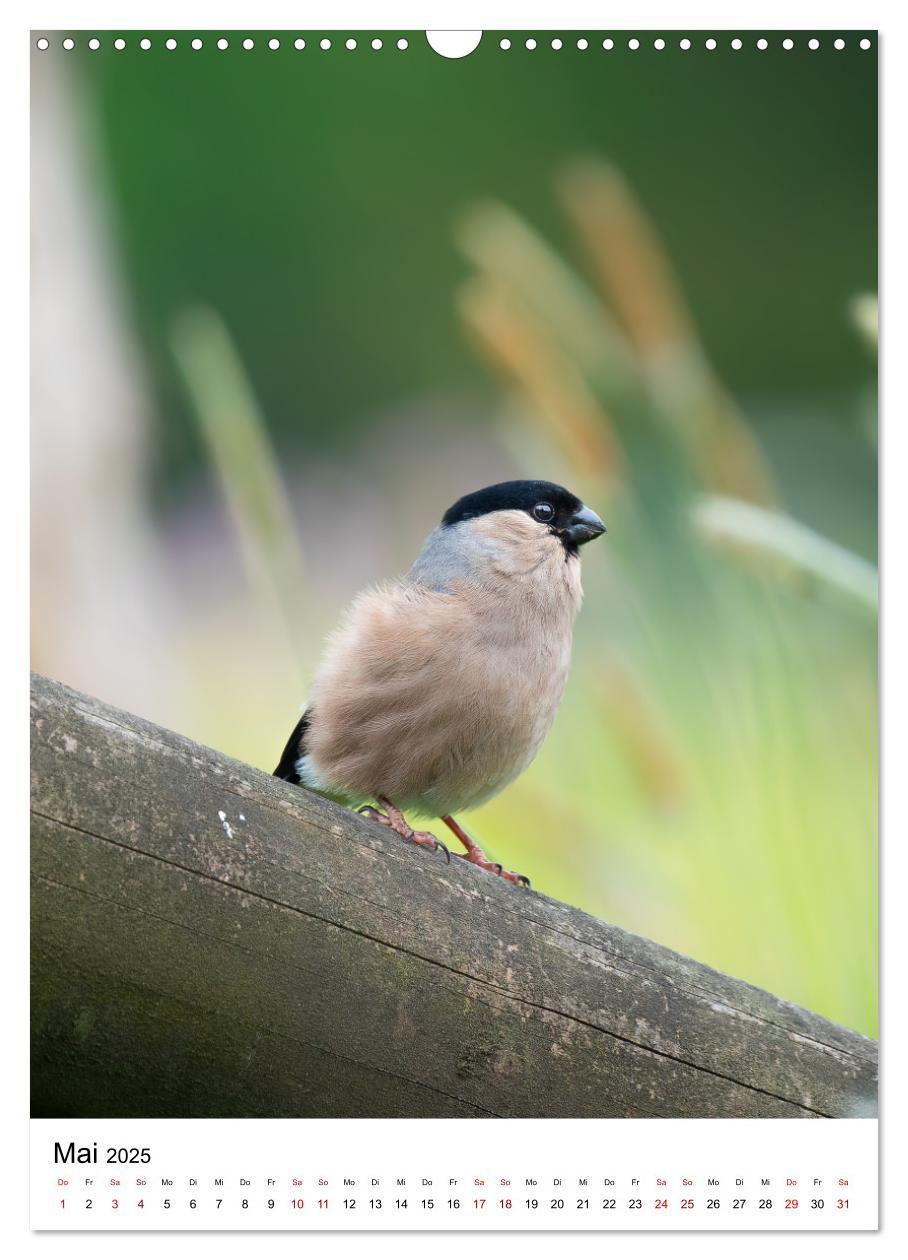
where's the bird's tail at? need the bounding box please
[273,711,312,783]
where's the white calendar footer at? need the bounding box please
[30,1117,878,1231]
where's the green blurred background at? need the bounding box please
[30,31,877,1036]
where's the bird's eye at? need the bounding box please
[533,502,555,523]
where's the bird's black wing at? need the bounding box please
[273,712,311,783]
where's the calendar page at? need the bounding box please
[28,7,879,1239]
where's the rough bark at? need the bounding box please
[30,672,878,1119]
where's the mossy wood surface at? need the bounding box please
[30,673,878,1119]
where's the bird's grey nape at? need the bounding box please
[406,522,494,592]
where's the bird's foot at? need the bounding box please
[441,815,531,887]
[358,797,451,863]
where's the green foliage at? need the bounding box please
[80,34,877,496]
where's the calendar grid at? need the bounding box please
[31,1118,878,1231]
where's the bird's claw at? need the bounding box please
[496,867,532,887]
[489,861,529,887]
[440,815,532,888]
[359,802,523,879]
[357,801,449,863]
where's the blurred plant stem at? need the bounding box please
[849,293,878,356]
[457,276,624,489]
[592,660,687,811]
[556,158,777,506]
[692,494,878,611]
[30,51,183,725]
[849,293,878,450]
[456,199,638,401]
[170,306,308,689]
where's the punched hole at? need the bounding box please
[426,31,482,58]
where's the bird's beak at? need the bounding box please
[564,504,607,546]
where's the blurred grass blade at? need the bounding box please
[849,293,878,356]
[557,158,693,355]
[456,199,638,400]
[457,276,625,488]
[848,294,878,449]
[692,494,878,610]
[558,158,777,506]
[169,305,308,680]
[682,382,778,506]
[593,661,687,811]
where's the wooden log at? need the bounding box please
[30,672,877,1120]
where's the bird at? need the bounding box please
[274,479,606,885]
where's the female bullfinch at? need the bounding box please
[274,479,605,885]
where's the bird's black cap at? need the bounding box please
[442,480,581,527]
[442,480,605,554]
